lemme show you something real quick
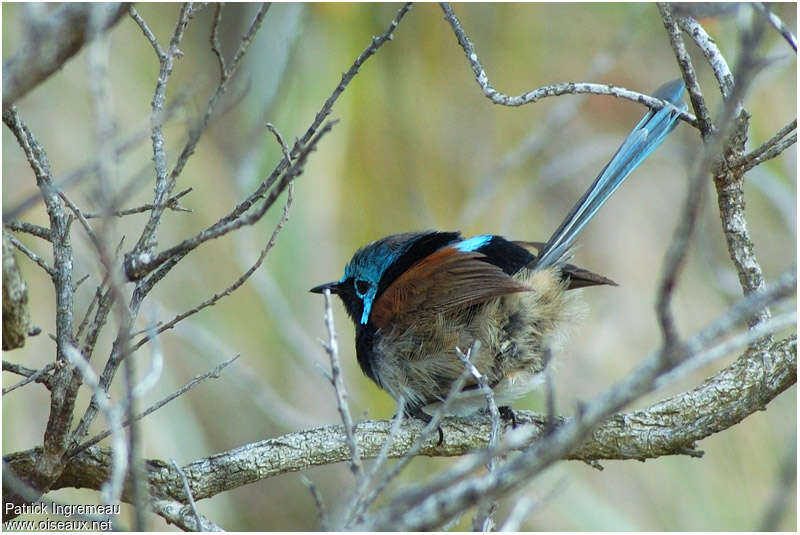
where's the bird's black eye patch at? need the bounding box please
[355,279,370,295]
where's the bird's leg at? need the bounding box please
[499,405,517,428]
[403,406,444,446]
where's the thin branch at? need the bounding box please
[167,3,270,188]
[4,220,51,241]
[655,310,796,390]
[70,354,240,457]
[657,3,714,137]
[124,120,336,281]
[739,119,797,172]
[6,232,55,278]
[131,322,165,399]
[80,285,114,361]
[128,5,165,59]
[341,397,406,527]
[456,344,500,532]
[438,3,696,126]
[2,363,56,395]
[753,2,797,52]
[677,16,735,98]
[151,499,223,532]
[130,2,192,256]
[200,1,413,238]
[3,90,191,222]
[3,360,40,377]
[75,287,102,342]
[83,188,193,218]
[62,344,127,508]
[499,481,566,532]
[210,4,226,78]
[657,4,769,348]
[58,191,101,252]
[128,179,292,352]
[120,3,409,282]
[321,289,362,478]
[300,475,329,530]
[170,458,203,531]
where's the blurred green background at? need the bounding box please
[3,3,796,531]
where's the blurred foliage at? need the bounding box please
[2,3,796,531]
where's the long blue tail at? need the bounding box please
[535,79,686,269]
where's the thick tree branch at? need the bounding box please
[5,316,793,514]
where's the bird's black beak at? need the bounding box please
[310,281,341,294]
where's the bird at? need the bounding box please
[311,79,686,427]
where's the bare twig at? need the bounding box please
[210,4,226,77]
[753,2,797,52]
[151,499,223,532]
[300,475,329,530]
[321,289,362,478]
[3,360,40,377]
[170,458,203,531]
[83,188,193,218]
[739,119,797,172]
[127,5,165,59]
[3,91,190,222]
[657,4,768,349]
[658,3,714,137]
[6,232,55,277]
[166,3,270,188]
[130,2,192,256]
[655,309,796,390]
[122,4,409,283]
[499,493,538,531]
[70,354,240,456]
[196,1,413,242]
[499,480,566,532]
[62,344,127,507]
[4,220,51,241]
[129,173,291,352]
[131,321,165,399]
[456,345,500,532]
[457,23,629,227]
[711,14,773,332]
[677,16,735,98]
[439,3,696,126]
[125,120,336,282]
[58,191,101,252]
[2,363,55,395]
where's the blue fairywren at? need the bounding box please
[311,80,686,425]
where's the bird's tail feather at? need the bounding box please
[535,79,687,269]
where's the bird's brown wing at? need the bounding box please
[370,246,529,329]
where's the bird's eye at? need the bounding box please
[355,279,370,295]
